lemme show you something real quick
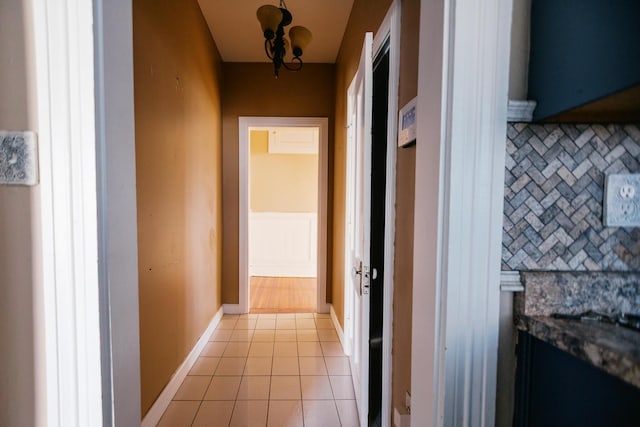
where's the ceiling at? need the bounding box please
[197,0,355,63]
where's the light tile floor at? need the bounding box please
[156,313,359,427]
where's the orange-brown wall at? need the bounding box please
[221,63,335,303]
[133,0,224,415]
[331,0,420,419]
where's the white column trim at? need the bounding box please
[33,0,103,425]
[412,0,513,426]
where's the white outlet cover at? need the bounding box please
[604,174,640,227]
[0,131,38,186]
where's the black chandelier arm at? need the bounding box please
[264,39,276,60]
[281,56,303,72]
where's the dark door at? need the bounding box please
[368,42,390,427]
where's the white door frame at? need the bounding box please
[411,0,513,426]
[231,116,330,314]
[32,0,141,425]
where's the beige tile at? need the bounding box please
[273,342,298,357]
[302,400,341,427]
[296,330,319,342]
[223,314,240,319]
[297,342,323,357]
[270,376,301,400]
[210,329,233,342]
[295,313,314,319]
[157,401,199,427]
[276,313,296,319]
[317,329,339,342]
[335,399,359,427]
[230,400,269,427]
[329,375,355,399]
[192,401,235,427]
[267,400,304,427]
[237,376,271,400]
[320,341,345,357]
[223,342,251,357]
[249,341,274,357]
[256,318,276,329]
[234,319,257,329]
[244,357,273,375]
[253,330,276,342]
[314,313,331,319]
[238,313,259,319]
[217,318,238,330]
[299,357,327,375]
[272,357,300,375]
[203,376,242,400]
[190,357,221,376]
[300,376,333,400]
[295,318,317,330]
[200,341,227,357]
[173,375,211,400]
[275,330,297,342]
[324,357,350,376]
[276,318,297,330]
[230,329,254,342]
[215,357,247,376]
[258,313,277,319]
[314,318,334,329]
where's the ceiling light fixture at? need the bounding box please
[257,0,312,78]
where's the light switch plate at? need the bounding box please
[604,174,640,227]
[0,131,38,186]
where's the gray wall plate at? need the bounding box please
[0,131,38,186]
[604,174,640,227]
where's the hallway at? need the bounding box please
[156,313,358,426]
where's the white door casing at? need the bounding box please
[346,31,373,427]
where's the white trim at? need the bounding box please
[507,100,537,122]
[394,408,411,427]
[413,0,513,425]
[330,304,348,355]
[33,1,104,425]
[223,304,244,315]
[141,307,224,427]
[500,271,524,292]
[239,117,330,313]
[373,3,401,427]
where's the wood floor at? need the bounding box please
[250,276,317,313]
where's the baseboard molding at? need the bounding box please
[394,408,411,427]
[141,306,224,427]
[223,303,245,314]
[329,304,349,355]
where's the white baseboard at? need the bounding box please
[394,408,411,427]
[329,304,348,355]
[141,306,224,427]
[223,303,245,314]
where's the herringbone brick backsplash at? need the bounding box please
[503,123,640,271]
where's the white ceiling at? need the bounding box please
[197,0,355,63]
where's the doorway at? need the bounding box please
[247,127,319,313]
[237,117,330,315]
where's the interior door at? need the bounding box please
[346,32,373,427]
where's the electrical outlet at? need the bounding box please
[0,131,38,186]
[604,174,640,227]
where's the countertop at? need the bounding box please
[516,314,640,388]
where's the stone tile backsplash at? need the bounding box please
[502,123,640,271]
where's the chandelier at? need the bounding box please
[256,0,312,78]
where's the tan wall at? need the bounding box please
[133,0,224,415]
[393,0,420,416]
[221,62,335,304]
[250,130,318,213]
[0,1,45,426]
